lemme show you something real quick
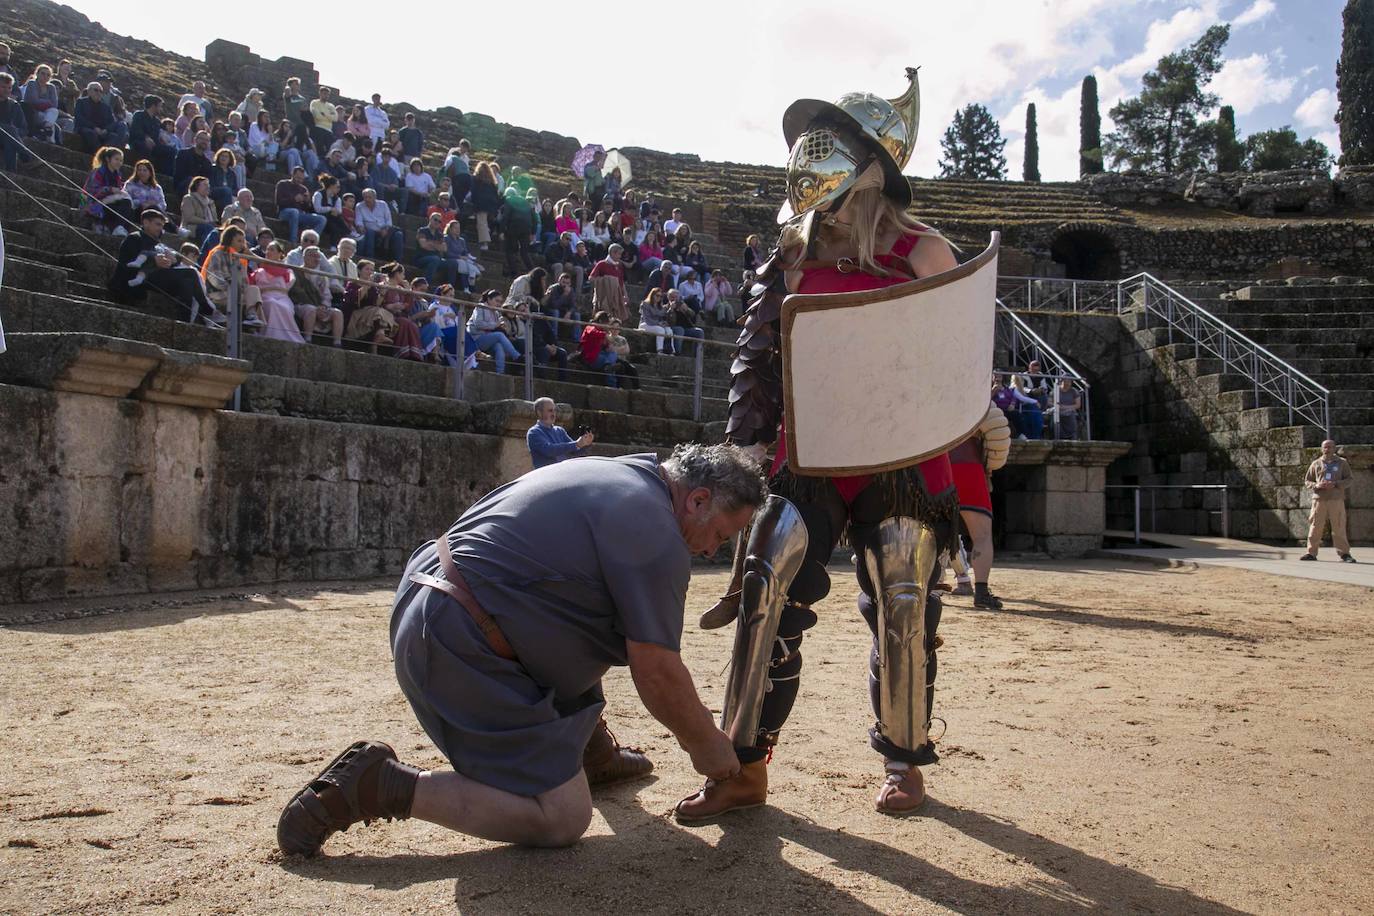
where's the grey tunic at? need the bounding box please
[390,453,690,795]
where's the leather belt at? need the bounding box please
[409,535,518,661]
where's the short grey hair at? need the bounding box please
[662,443,767,513]
[533,397,555,413]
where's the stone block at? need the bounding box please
[1043,465,1086,492]
[1044,491,1104,535]
[1257,509,1293,540]
[0,332,160,398]
[586,386,631,414]
[343,424,423,486]
[1347,508,1374,542]
[1040,535,1100,557]
[137,350,250,409]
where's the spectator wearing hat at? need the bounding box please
[74,81,127,152]
[234,88,265,127]
[95,69,122,101]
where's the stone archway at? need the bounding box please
[1050,223,1123,281]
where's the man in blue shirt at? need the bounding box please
[527,397,593,468]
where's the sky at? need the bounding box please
[56,0,1347,181]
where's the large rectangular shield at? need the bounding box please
[781,233,998,476]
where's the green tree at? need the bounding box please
[1336,0,1374,165]
[1215,105,1244,172]
[1244,127,1334,171]
[938,103,1008,180]
[1080,75,1103,176]
[1023,103,1041,182]
[1105,24,1230,172]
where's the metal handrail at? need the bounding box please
[1105,484,1230,543]
[997,275,1119,314]
[995,300,1092,440]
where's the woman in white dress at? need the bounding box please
[251,241,307,344]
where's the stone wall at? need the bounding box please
[993,441,1130,556]
[0,384,509,604]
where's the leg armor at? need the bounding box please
[719,495,809,749]
[859,517,941,764]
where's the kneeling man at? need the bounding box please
[277,444,763,853]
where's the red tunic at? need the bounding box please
[771,232,955,504]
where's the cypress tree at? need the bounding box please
[1080,75,1103,177]
[1336,0,1374,165]
[1024,103,1041,182]
[1216,105,1244,172]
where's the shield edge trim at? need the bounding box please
[779,232,1000,477]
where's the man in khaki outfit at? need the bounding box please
[1301,439,1356,563]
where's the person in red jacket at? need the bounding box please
[577,310,620,387]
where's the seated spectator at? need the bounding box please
[398,112,423,162]
[643,258,676,302]
[589,244,629,322]
[109,87,131,129]
[276,117,317,175]
[178,81,213,121]
[289,245,346,346]
[541,271,580,340]
[371,147,403,210]
[355,187,404,261]
[341,104,366,141]
[663,207,686,237]
[402,157,436,216]
[178,176,219,245]
[312,174,347,245]
[222,113,250,181]
[578,310,620,387]
[677,269,705,314]
[344,260,399,350]
[743,233,766,271]
[466,289,521,374]
[0,73,38,173]
[125,159,169,217]
[638,230,664,271]
[248,111,279,172]
[201,225,265,327]
[413,211,450,285]
[74,81,127,152]
[173,130,213,197]
[421,283,466,366]
[682,240,709,280]
[379,262,426,361]
[20,64,61,143]
[250,241,308,343]
[569,241,595,288]
[208,150,242,212]
[124,94,169,174]
[616,226,640,274]
[221,188,266,240]
[1013,360,1050,439]
[606,318,640,389]
[339,192,360,241]
[703,269,736,325]
[536,198,558,248]
[662,233,685,272]
[509,297,568,379]
[53,60,79,132]
[508,267,548,313]
[545,232,581,292]
[275,166,326,244]
[426,192,458,228]
[991,373,1034,439]
[109,209,218,325]
[582,211,613,259]
[328,237,360,301]
[553,201,581,243]
[665,289,705,356]
[286,229,322,266]
[0,42,13,80]
[250,227,275,258]
[199,216,246,265]
[329,130,357,163]
[442,219,481,293]
[82,146,135,236]
[526,397,592,468]
[638,288,674,355]
[174,101,200,146]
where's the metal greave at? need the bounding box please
[862,516,940,754]
[720,495,809,747]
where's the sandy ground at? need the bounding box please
[2,559,1372,915]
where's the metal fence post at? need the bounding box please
[692,340,704,422]
[1150,489,1156,534]
[1221,487,1229,540]
[1083,387,1092,441]
[227,264,242,411]
[1133,488,1141,544]
[523,319,535,401]
[1072,282,1078,313]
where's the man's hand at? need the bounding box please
[689,729,741,781]
[576,431,594,448]
[627,638,731,776]
[154,251,175,269]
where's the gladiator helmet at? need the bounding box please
[778,67,921,224]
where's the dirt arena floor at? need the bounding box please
[2,559,1372,915]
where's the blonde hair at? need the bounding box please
[780,186,952,276]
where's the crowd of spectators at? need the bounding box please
[991,361,1083,440]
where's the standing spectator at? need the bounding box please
[413,211,450,285]
[312,174,347,245]
[281,77,312,152]
[501,184,536,274]
[82,146,135,236]
[172,129,213,196]
[208,149,240,210]
[443,219,481,293]
[308,86,338,160]
[275,166,326,243]
[19,64,61,142]
[0,74,38,173]
[178,80,213,121]
[524,395,590,466]
[578,310,620,387]
[234,88,265,126]
[542,271,580,340]
[467,289,521,373]
[442,142,472,207]
[1302,440,1356,563]
[355,187,404,261]
[398,112,424,162]
[743,233,766,271]
[250,241,309,344]
[364,94,390,143]
[589,244,628,322]
[178,176,219,245]
[638,288,674,355]
[1013,360,1049,440]
[124,160,168,215]
[665,289,705,356]
[403,157,437,215]
[606,318,640,389]
[703,269,736,325]
[1054,378,1082,440]
[471,161,501,251]
[222,188,266,240]
[583,149,606,209]
[526,397,592,468]
[74,81,126,152]
[109,209,219,324]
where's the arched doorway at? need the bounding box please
[1050,225,1122,280]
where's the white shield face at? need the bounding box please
[781,234,999,476]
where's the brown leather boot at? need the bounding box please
[276,741,422,857]
[583,718,654,788]
[674,759,768,824]
[874,763,925,816]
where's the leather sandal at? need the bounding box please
[874,763,925,816]
[583,718,654,788]
[276,740,421,857]
[674,759,768,824]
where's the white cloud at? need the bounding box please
[1315,130,1342,159]
[1295,88,1338,129]
[1211,53,1297,116]
[1233,0,1276,27]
